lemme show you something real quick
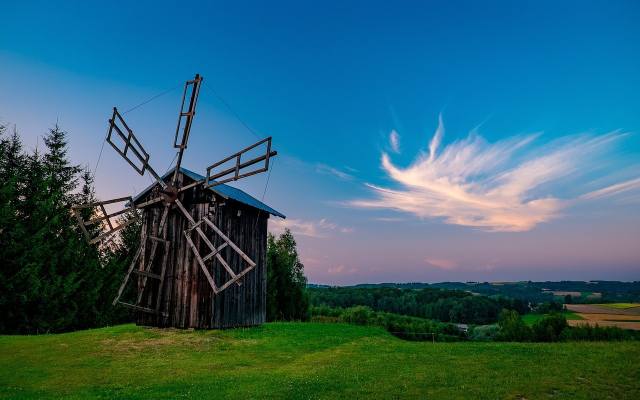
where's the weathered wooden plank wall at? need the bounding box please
[134,172,268,329]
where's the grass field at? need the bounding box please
[1,323,639,399]
[522,311,583,326]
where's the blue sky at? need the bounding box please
[2,0,639,284]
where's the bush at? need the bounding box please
[497,310,532,341]
[469,324,500,341]
[310,305,466,341]
[532,313,568,342]
[341,306,375,325]
[560,324,635,341]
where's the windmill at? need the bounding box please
[71,74,282,328]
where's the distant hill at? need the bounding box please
[308,281,640,304]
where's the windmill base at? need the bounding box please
[129,170,269,329]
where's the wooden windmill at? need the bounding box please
[72,74,284,329]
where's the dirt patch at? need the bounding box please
[97,329,225,355]
[566,304,640,316]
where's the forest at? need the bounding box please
[309,286,528,325]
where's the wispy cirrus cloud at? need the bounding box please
[580,177,640,200]
[389,129,400,153]
[349,116,639,232]
[269,218,353,238]
[316,163,354,181]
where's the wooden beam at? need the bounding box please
[184,232,219,294]
[112,240,144,306]
[202,216,256,267]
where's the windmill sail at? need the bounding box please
[71,196,137,245]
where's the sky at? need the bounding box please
[1,0,639,284]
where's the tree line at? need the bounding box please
[0,124,135,333]
[309,286,528,325]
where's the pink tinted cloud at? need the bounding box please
[350,118,638,232]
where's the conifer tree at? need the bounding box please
[0,125,27,332]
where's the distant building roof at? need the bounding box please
[131,167,285,219]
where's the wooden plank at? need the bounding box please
[112,241,144,306]
[202,217,256,267]
[99,203,114,230]
[174,198,196,225]
[118,301,158,315]
[136,205,170,305]
[133,269,161,279]
[135,195,163,209]
[90,218,136,244]
[202,242,227,262]
[184,232,219,294]
[72,196,131,210]
[177,179,204,193]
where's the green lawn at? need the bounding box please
[1,323,639,399]
[522,311,583,326]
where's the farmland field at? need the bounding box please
[1,323,640,399]
[596,303,640,310]
[566,304,640,330]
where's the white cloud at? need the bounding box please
[428,113,444,162]
[349,117,637,232]
[316,163,354,181]
[269,218,354,238]
[389,129,400,153]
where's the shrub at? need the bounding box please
[560,324,633,341]
[469,324,500,341]
[497,310,532,341]
[532,313,568,342]
[341,306,375,325]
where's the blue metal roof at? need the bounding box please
[131,167,285,219]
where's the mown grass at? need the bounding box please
[1,322,639,399]
[522,311,583,326]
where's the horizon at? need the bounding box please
[307,279,640,286]
[2,1,639,284]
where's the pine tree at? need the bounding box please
[1,122,136,333]
[0,125,27,332]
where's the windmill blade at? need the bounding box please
[172,74,203,186]
[174,199,245,292]
[174,198,196,225]
[112,204,171,314]
[106,107,167,189]
[184,216,256,295]
[204,136,277,188]
[72,196,138,245]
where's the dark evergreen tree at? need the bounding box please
[0,125,28,332]
[0,123,135,333]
